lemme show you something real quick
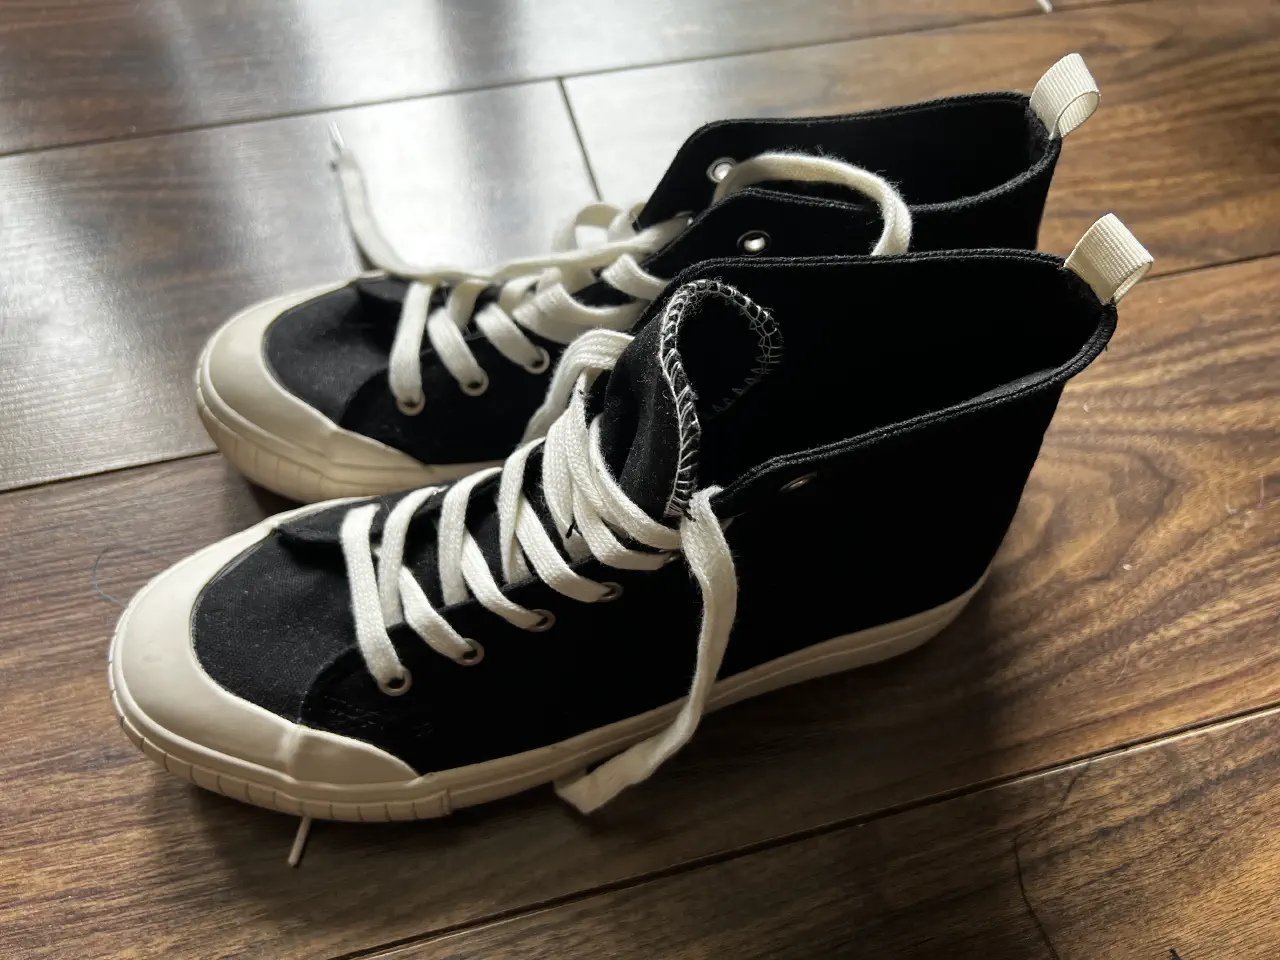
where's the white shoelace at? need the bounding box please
[340,327,736,812]
[332,149,912,811]
[332,126,683,413]
[331,127,911,415]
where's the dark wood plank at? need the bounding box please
[567,0,1280,275]
[0,0,1118,152]
[1,256,1276,958]
[391,708,1280,960]
[0,82,596,492]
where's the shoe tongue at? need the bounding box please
[279,279,782,575]
[596,278,783,521]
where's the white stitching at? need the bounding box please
[657,278,784,519]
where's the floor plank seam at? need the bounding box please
[0,0,1153,162]
[550,0,1153,85]
[4,0,1275,953]
[3,247,1277,500]
[1011,766,1089,960]
[332,699,1280,960]
[0,76,542,162]
[0,448,218,499]
[558,78,603,202]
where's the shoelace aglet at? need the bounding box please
[287,815,313,868]
[327,123,347,162]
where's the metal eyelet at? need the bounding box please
[460,370,490,396]
[524,347,551,375]
[458,641,485,666]
[527,609,556,632]
[737,230,771,255]
[598,581,624,602]
[707,157,735,183]
[396,395,425,416]
[378,669,413,696]
[779,472,817,493]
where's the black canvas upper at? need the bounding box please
[637,94,1049,232]
[263,91,1061,467]
[194,248,1114,775]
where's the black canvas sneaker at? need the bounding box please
[196,55,1101,502]
[113,214,1151,821]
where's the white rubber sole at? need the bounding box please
[109,579,982,822]
[195,298,498,503]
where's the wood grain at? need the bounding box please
[567,0,1280,275]
[390,708,1280,959]
[0,83,595,492]
[1,3,1265,496]
[1,255,1276,958]
[0,0,1119,152]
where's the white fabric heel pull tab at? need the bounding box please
[1030,54,1099,138]
[1065,214,1153,303]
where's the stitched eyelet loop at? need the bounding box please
[524,347,551,375]
[378,669,413,696]
[396,395,425,416]
[458,641,485,666]
[779,472,816,493]
[737,230,770,255]
[527,609,556,632]
[461,370,490,396]
[707,157,735,183]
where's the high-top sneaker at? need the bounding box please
[196,55,1100,503]
[112,214,1150,821]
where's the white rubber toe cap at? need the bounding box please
[110,506,418,789]
[197,280,448,488]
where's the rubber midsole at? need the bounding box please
[111,578,981,810]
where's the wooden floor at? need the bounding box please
[1,1,1278,956]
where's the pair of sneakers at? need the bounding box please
[110,55,1152,825]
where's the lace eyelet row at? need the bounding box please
[378,638,485,695]
[377,581,626,695]
[399,351,559,415]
